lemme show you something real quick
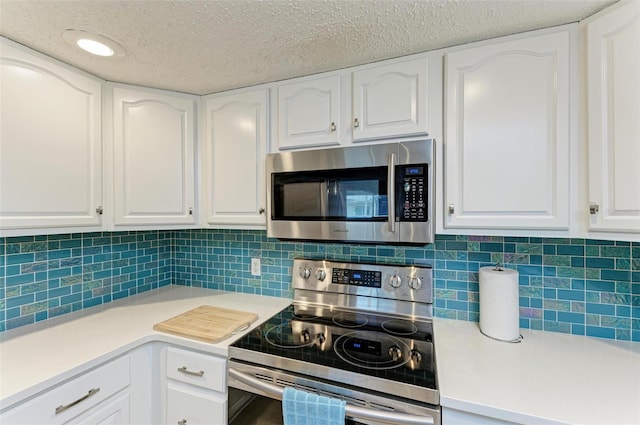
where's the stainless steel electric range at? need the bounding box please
[227,259,440,425]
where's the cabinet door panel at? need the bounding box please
[445,31,570,230]
[204,89,268,226]
[70,391,130,425]
[277,76,340,149]
[0,40,102,231]
[352,58,428,141]
[587,1,640,233]
[166,383,226,425]
[112,87,196,226]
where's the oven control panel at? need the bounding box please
[292,258,433,305]
[331,268,382,288]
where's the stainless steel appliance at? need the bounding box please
[228,258,440,425]
[267,140,435,244]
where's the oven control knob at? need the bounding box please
[300,329,311,343]
[410,349,423,364]
[317,333,326,345]
[315,269,327,281]
[299,268,311,280]
[389,346,403,362]
[389,274,402,288]
[409,277,423,290]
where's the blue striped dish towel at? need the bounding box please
[282,387,347,425]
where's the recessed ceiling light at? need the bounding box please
[62,29,125,58]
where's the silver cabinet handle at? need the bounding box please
[178,366,204,377]
[353,118,360,128]
[96,206,103,215]
[330,122,336,132]
[448,204,455,215]
[178,420,187,425]
[55,388,100,414]
[228,368,433,425]
[387,153,396,233]
[589,203,599,215]
[188,207,193,215]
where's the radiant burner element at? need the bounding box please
[332,312,369,328]
[381,318,418,336]
[334,331,410,370]
[264,325,315,349]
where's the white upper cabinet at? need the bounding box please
[274,58,430,151]
[0,38,103,233]
[276,75,341,150]
[352,57,429,142]
[111,86,196,227]
[444,30,571,231]
[203,89,268,227]
[586,1,640,235]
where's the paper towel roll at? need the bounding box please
[479,266,521,342]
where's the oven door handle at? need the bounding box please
[228,368,434,425]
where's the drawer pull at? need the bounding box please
[55,388,100,414]
[178,419,187,425]
[178,366,205,377]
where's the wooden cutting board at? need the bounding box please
[153,305,258,343]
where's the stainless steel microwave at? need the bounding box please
[266,139,435,244]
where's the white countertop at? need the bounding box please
[0,286,291,409]
[2,288,639,424]
[433,318,640,425]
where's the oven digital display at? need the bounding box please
[345,337,382,356]
[332,268,382,288]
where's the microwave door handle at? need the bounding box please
[387,153,396,233]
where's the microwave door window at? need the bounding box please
[282,182,324,217]
[338,180,386,219]
[272,166,388,221]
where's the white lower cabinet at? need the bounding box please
[163,346,227,425]
[166,383,226,425]
[0,356,131,425]
[70,391,130,425]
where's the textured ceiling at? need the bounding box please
[0,0,617,95]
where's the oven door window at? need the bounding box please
[272,167,388,221]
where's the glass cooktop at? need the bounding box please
[229,304,437,393]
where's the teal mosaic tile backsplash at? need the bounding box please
[0,231,172,332]
[2,230,639,342]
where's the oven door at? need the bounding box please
[228,360,440,425]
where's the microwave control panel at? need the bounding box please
[398,164,428,222]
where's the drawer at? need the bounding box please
[166,383,226,425]
[1,355,130,425]
[166,347,226,392]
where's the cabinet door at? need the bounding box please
[166,384,226,425]
[0,39,102,232]
[0,355,130,424]
[69,391,130,425]
[277,75,340,150]
[112,87,196,226]
[444,31,570,230]
[204,89,268,227]
[352,57,429,141]
[587,1,640,234]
